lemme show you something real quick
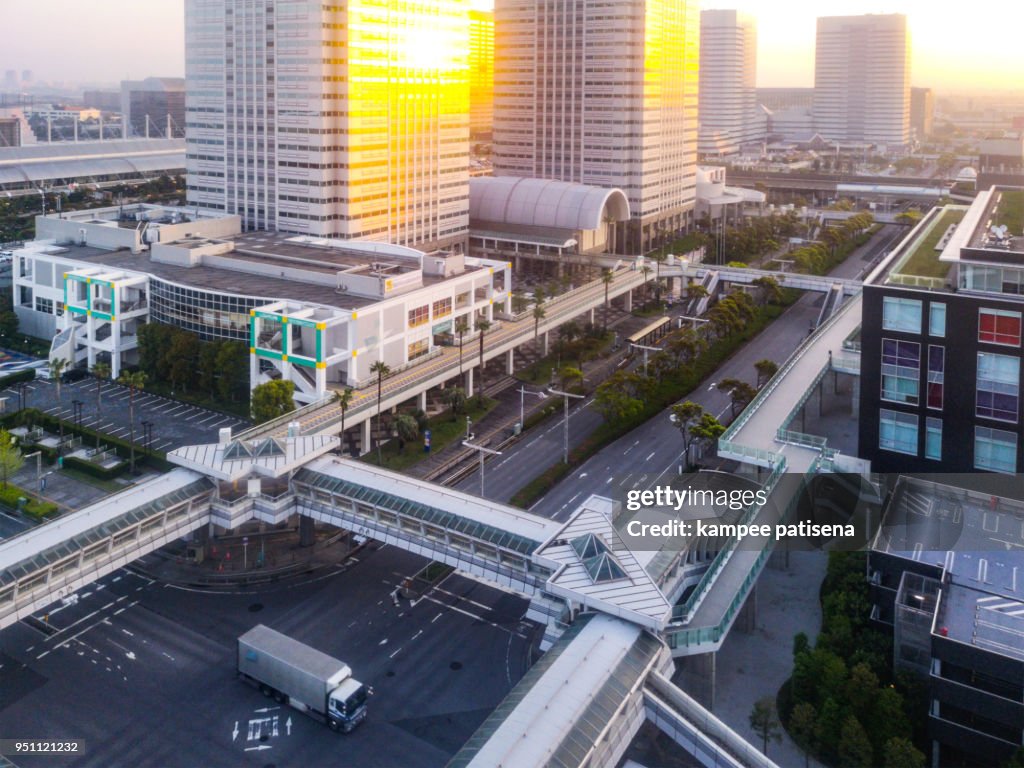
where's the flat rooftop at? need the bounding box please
[231,232,422,275]
[968,187,1024,252]
[885,206,966,286]
[55,242,377,309]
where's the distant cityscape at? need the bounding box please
[1,3,1023,768]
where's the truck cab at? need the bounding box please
[328,678,369,733]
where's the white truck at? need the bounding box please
[238,624,369,733]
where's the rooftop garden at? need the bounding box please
[890,208,965,281]
[995,189,1024,236]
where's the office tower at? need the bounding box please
[121,78,186,139]
[910,86,934,140]
[21,70,32,85]
[185,0,471,251]
[813,14,910,148]
[698,9,762,158]
[2,71,16,91]
[469,9,494,140]
[493,0,700,253]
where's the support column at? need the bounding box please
[417,390,427,412]
[298,514,315,548]
[361,418,372,456]
[736,583,757,634]
[851,374,860,418]
[623,290,633,313]
[506,349,514,375]
[542,332,550,357]
[588,308,595,325]
[466,367,474,398]
[677,651,717,711]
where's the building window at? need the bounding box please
[881,339,920,405]
[929,303,945,337]
[975,426,1017,473]
[880,409,918,456]
[407,338,429,361]
[976,352,1020,423]
[978,308,1022,346]
[432,297,452,319]
[927,346,944,409]
[34,297,53,314]
[925,418,942,460]
[882,297,922,334]
[408,305,429,328]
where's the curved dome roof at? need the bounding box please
[470,176,630,231]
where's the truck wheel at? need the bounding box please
[260,684,272,697]
[343,722,354,734]
[328,719,340,732]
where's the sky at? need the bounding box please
[3,0,1021,92]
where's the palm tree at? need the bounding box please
[48,357,68,401]
[91,361,110,415]
[394,413,419,451]
[532,302,546,341]
[455,316,470,389]
[476,318,492,406]
[117,370,147,473]
[369,361,391,465]
[640,265,653,305]
[601,270,614,334]
[650,250,668,304]
[334,387,354,451]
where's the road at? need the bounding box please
[458,225,904,516]
[0,544,534,768]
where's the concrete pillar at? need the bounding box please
[361,418,372,456]
[466,367,474,397]
[851,374,860,418]
[736,583,757,634]
[417,390,427,412]
[542,332,550,357]
[588,308,595,325]
[299,514,316,548]
[623,290,633,313]
[676,651,717,711]
[506,349,514,375]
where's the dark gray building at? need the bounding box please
[120,77,185,139]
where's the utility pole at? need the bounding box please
[548,387,584,464]
[517,386,546,428]
[462,440,501,497]
[629,342,661,376]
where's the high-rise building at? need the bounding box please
[121,78,186,139]
[493,0,700,253]
[698,9,762,158]
[910,86,934,140]
[813,14,910,149]
[185,0,471,251]
[469,9,494,140]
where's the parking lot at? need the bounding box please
[0,543,536,768]
[2,376,251,452]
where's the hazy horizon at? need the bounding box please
[2,0,1021,94]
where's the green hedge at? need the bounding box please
[0,483,59,519]
[0,367,36,389]
[61,454,128,480]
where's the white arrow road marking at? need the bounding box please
[244,745,272,752]
[286,717,292,736]
[232,722,239,742]
[254,706,279,714]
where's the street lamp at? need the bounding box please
[629,342,661,376]
[141,420,153,453]
[465,416,473,441]
[547,387,585,464]
[71,399,83,429]
[462,440,502,497]
[517,386,547,428]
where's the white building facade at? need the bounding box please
[813,14,911,150]
[698,10,763,159]
[492,0,700,254]
[185,0,472,251]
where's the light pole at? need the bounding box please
[465,416,473,441]
[629,342,661,376]
[141,420,153,454]
[518,386,547,428]
[548,387,584,464]
[24,449,42,491]
[462,440,502,497]
[676,315,710,332]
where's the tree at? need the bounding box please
[837,716,874,768]
[690,413,725,457]
[601,270,614,333]
[749,697,782,756]
[476,319,491,406]
[215,341,248,403]
[718,377,758,418]
[251,379,295,424]
[670,401,705,468]
[789,702,818,768]
[559,366,583,393]
[48,357,68,401]
[754,359,779,389]
[91,361,111,415]
[394,413,419,451]
[117,370,148,473]
[370,360,391,464]
[0,307,19,341]
[0,429,24,490]
[444,386,467,419]
[650,250,667,303]
[455,316,470,389]
[882,737,925,768]
[752,275,783,306]
[197,342,220,397]
[168,329,200,393]
[334,387,354,442]
[594,372,644,425]
[532,302,546,341]
[639,264,653,303]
